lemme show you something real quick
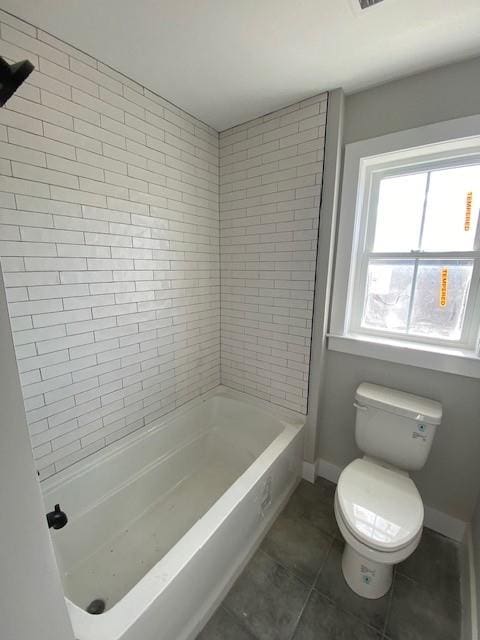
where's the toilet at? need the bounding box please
[334,383,442,599]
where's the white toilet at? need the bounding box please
[334,382,442,599]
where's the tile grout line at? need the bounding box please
[213,524,333,639]
[380,570,395,639]
[197,481,462,639]
[394,570,463,605]
[286,535,337,640]
[309,536,391,637]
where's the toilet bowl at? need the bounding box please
[334,457,423,598]
[334,383,442,599]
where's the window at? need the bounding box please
[330,116,480,378]
[353,161,480,346]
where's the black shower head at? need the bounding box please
[0,56,34,107]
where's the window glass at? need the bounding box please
[422,165,480,252]
[373,173,427,252]
[362,260,414,332]
[409,260,473,340]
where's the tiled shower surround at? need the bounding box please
[0,12,220,478]
[0,10,326,477]
[220,96,327,413]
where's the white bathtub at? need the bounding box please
[42,386,304,640]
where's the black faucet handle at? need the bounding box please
[46,504,68,530]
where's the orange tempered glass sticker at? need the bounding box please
[440,268,448,307]
[465,191,473,231]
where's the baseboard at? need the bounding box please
[423,505,467,542]
[316,457,342,484]
[461,526,478,640]
[302,461,316,483]
[314,457,467,542]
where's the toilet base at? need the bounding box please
[341,543,393,599]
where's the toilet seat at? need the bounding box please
[336,458,424,553]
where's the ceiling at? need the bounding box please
[3,0,480,131]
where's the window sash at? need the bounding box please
[351,256,480,347]
[348,160,480,349]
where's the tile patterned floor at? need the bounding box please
[197,477,462,640]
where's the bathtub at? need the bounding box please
[42,386,305,640]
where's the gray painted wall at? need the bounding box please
[471,494,480,631]
[344,55,480,144]
[471,494,480,632]
[0,263,74,640]
[318,55,480,523]
[318,351,480,521]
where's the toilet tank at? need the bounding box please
[354,383,442,471]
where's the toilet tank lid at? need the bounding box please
[355,383,442,425]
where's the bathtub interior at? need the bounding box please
[44,390,294,614]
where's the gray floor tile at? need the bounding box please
[314,475,337,502]
[315,539,389,632]
[260,511,333,585]
[223,549,310,640]
[293,590,382,640]
[196,606,256,640]
[397,527,461,603]
[282,479,340,537]
[196,478,462,640]
[386,574,461,640]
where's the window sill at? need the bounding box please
[327,333,480,379]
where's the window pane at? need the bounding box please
[362,260,414,332]
[409,260,473,341]
[422,165,480,251]
[373,173,427,252]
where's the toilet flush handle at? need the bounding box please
[353,402,368,411]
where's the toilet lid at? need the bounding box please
[337,458,424,552]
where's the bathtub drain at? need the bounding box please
[86,599,106,615]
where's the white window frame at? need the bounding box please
[329,114,480,379]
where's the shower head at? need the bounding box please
[0,56,34,107]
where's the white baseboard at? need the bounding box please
[316,457,342,484]
[314,457,467,542]
[424,505,467,542]
[461,526,478,640]
[302,461,316,483]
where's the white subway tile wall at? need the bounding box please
[219,95,327,413]
[0,12,220,478]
